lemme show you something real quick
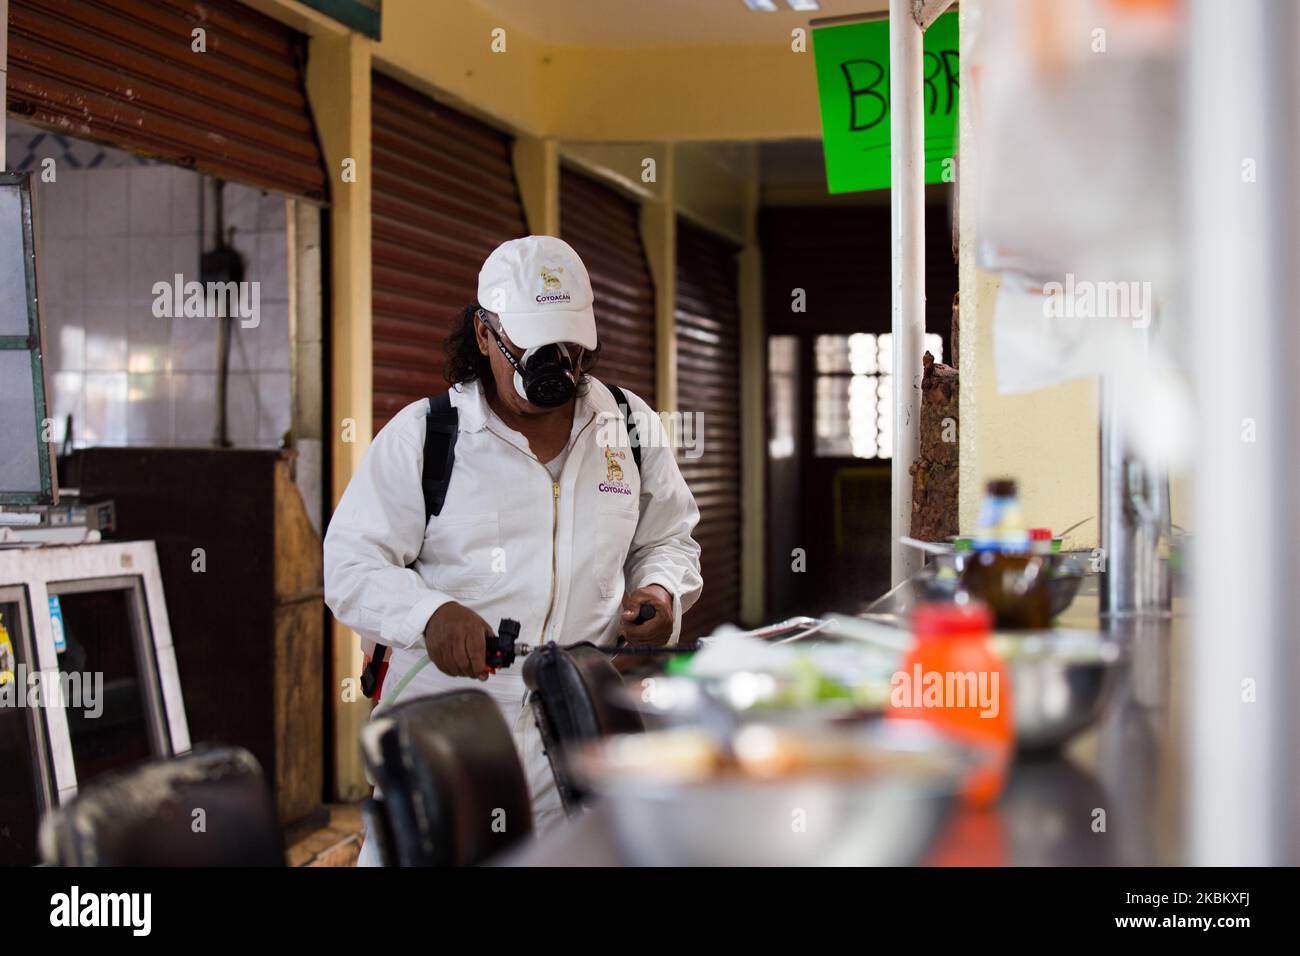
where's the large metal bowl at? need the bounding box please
[994,632,1124,752]
[570,722,970,866]
[824,615,1124,752]
[606,673,871,732]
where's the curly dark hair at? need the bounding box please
[443,304,598,394]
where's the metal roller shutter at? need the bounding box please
[559,167,656,406]
[371,72,528,431]
[675,219,742,640]
[6,0,328,200]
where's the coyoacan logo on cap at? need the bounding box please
[536,266,571,304]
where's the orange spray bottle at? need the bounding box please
[886,602,1013,806]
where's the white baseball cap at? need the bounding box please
[477,236,598,350]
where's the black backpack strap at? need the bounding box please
[603,383,642,473]
[422,392,459,521]
[362,393,459,701]
[360,651,386,700]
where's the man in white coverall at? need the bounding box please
[324,236,703,864]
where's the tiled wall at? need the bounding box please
[8,122,291,450]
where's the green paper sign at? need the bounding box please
[812,12,959,193]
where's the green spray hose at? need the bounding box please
[371,656,432,719]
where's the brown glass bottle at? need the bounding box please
[960,550,1053,629]
[960,478,1054,629]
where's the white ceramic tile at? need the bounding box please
[128,166,171,236]
[82,371,129,446]
[84,168,129,236]
[43,302,86,373]
[256,230,289,296]
[170,168,201,237]
[6,133,27,167]
[253,299,290,371]
[228,228,258,282]
[126,372,173,445]
[257,191,287,233]
[39,172,88,240]
[83,306,128,372]
[84,236,129,305]
[226,371,259,447]
[88,143,143,172]
[127,235,175,308]
[171,233,200,282]
[226,320,257,374]
[49,372,85,447]
[37,237,84,304]
[169,313,219,372]
[171,372,217,446]
[127,309,173,375]
[223,183,259,235]
[257,372,291,448]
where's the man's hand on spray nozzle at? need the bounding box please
[425,602,494,681]
[426,588,672,680]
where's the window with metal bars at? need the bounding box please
[812,332,943,459]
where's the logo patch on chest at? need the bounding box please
[599,447,633,495]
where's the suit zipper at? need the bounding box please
[484,412,596,645]
[539,480,561,642]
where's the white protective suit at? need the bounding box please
[323,377,702,862]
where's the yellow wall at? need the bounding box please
[374,0,552,137]
[371,1,822,143]
[545,44,821,142]
[957,273,1100,548]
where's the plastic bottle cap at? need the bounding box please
[1029,528,1052,540]
[986,478,1017,497]
[912,602,993,639]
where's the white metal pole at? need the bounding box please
[1185,0,1300,865]
[890,0,926,585]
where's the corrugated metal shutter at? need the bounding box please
[675,219,742,640]
[559,167,656,406]
[371,72,528,431]
[6,0,327,200]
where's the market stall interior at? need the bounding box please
[1,0,1297,869]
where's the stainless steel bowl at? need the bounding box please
[825,615,1124,752]
[994,632,1124,752]
[570,723,970,866]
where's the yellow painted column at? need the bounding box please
[640,145,677,413]
[306,31,373,801]
[736,177,766,625]
[513,135,560,237]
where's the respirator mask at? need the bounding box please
[479,309,581,408]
